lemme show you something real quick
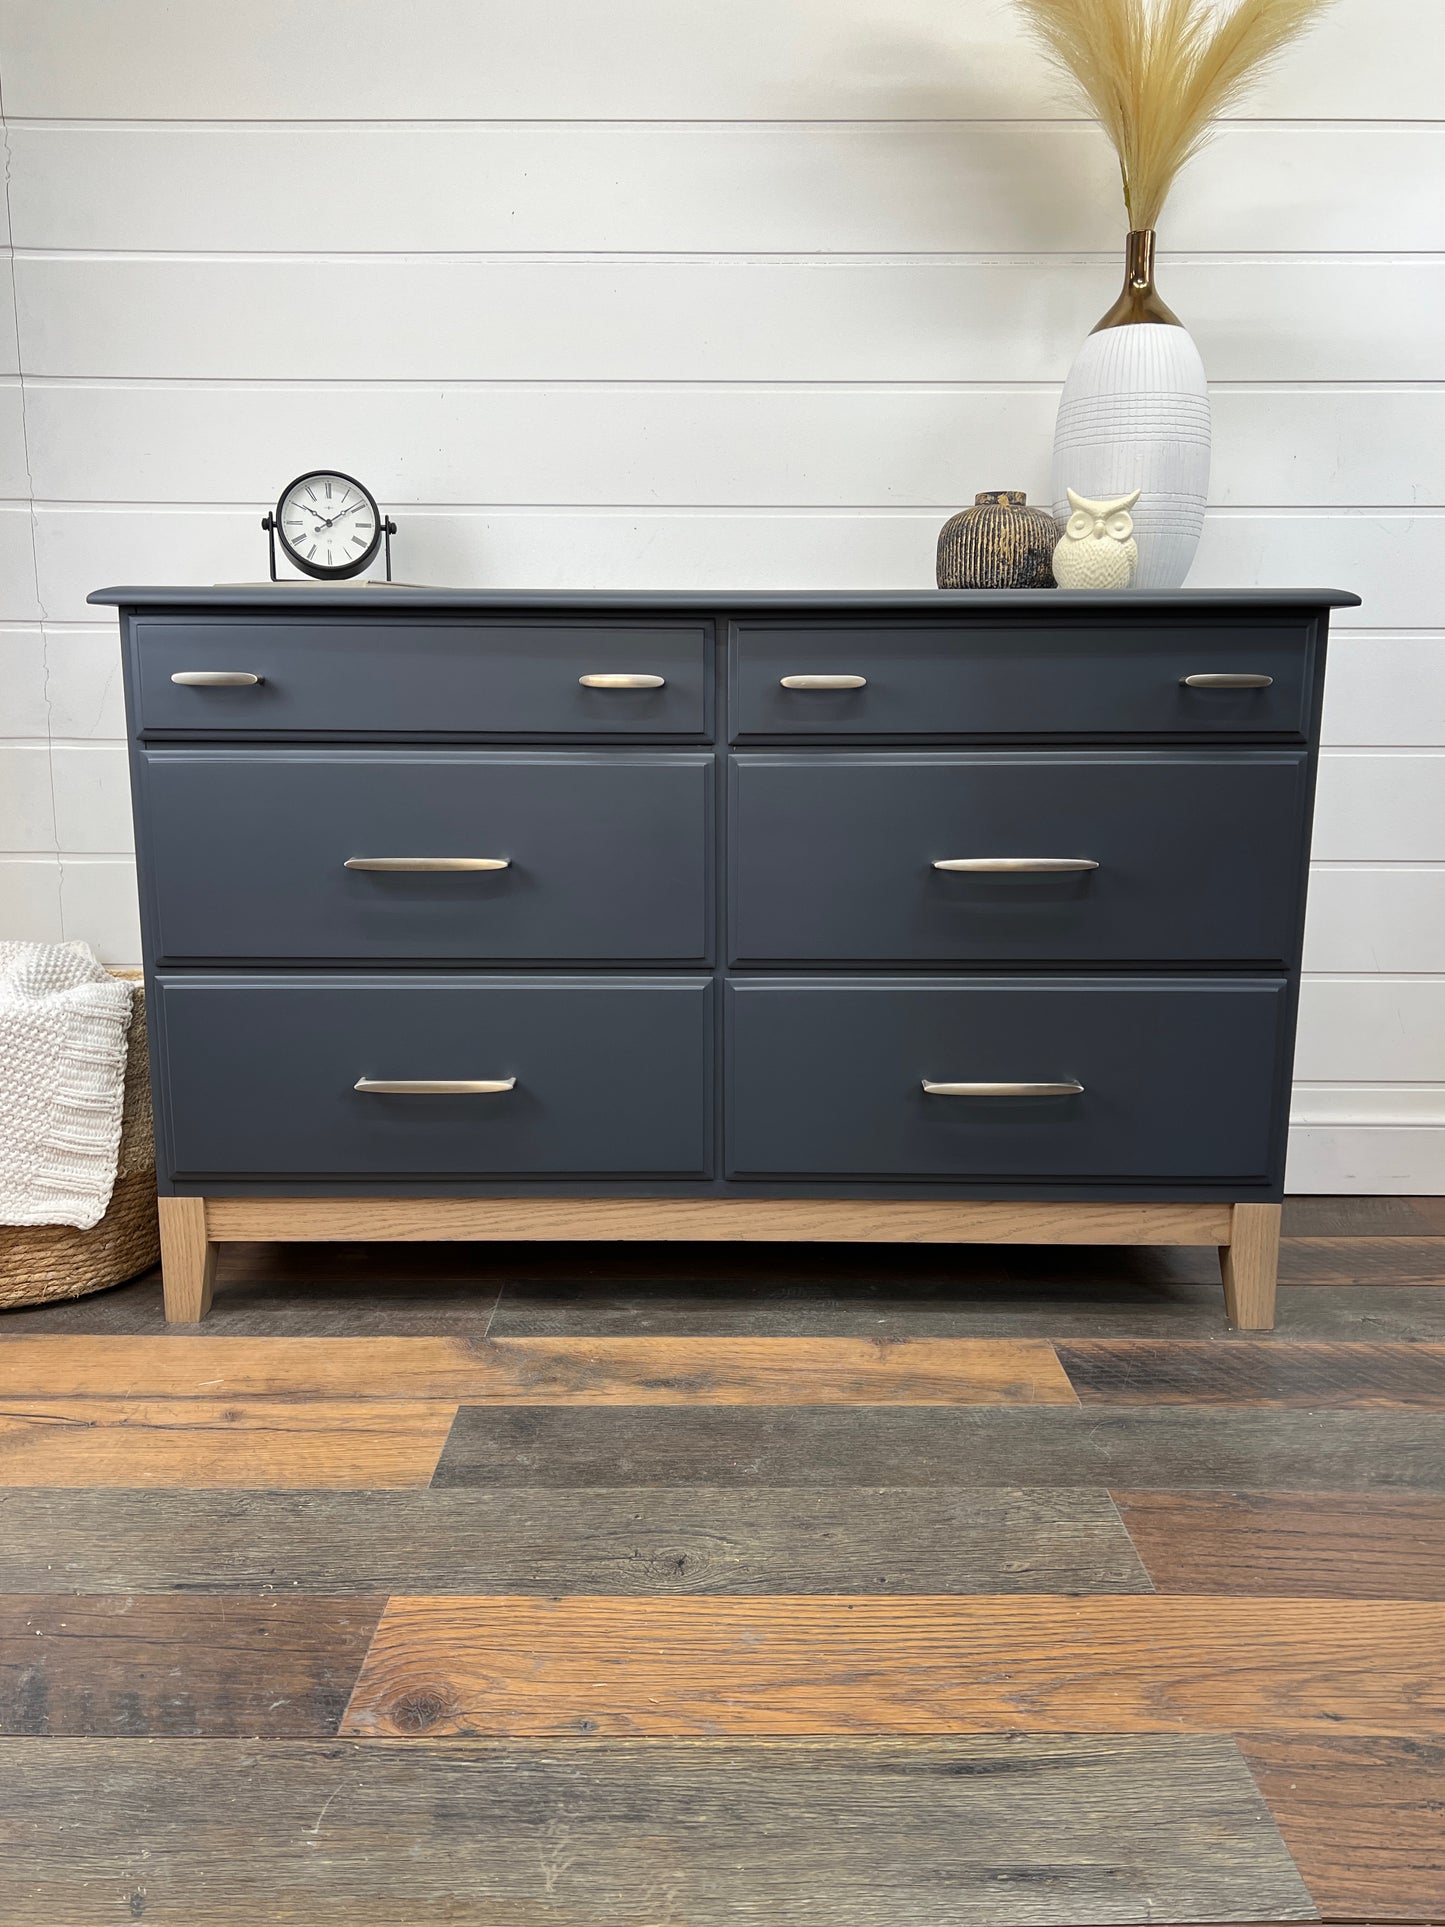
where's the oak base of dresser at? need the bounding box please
[155,1195,1281,1331]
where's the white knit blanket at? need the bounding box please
[0,942,135,1230]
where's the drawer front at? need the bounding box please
[730,751,1307,965]
[730,620,1312,738]
[139,751,711,963]
[133,619,710,735]
[727,978,1286,1181]
[155,976,712,1178]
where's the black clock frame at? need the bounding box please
[262,470,397,582]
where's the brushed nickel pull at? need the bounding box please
[344,857,510,872]
[1181,672,1274,689]
[933,857,1099,874]
[779,674,867,690]
[578,673,666,689]
[170,670,261,686]
[922,1080,1084,1097]
[354,1077,517,1095]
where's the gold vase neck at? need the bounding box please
[1092,231,1182,331]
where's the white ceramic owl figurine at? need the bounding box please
[1051,487,1141,589]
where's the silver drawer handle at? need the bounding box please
[578,673,665,689]
[170,670,262,686]
[1181,673,1274,689]
[780,674,867,690]
[922,1080,1084,1098]
[354,1077,517,1095]
[933,857,1099,874]
[344,857,510,872]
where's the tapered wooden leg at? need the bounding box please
[1220,1202,1281,1331]
[157,1196,218,1323]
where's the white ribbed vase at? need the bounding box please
[1051,235,1211,591]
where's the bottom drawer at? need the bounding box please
[727,978,1288,1182]
[155,975,712,1178]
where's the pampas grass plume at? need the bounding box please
[1011,0,1334,228]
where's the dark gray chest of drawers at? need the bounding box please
[93,584,1358,1325]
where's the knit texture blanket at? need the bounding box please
[0,942,135,1230]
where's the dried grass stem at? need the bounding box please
[1011,0,1334,229]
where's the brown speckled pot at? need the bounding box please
[936,490,1058,589]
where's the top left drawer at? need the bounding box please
[129,618,712,737]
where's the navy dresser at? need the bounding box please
[91,585,1359,1325]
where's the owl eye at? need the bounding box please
[1066,512,1093,538]
[1106,513,1133,538]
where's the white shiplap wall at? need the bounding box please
[1,0,1441,1192]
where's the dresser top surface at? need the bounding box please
[90,585,1362,613]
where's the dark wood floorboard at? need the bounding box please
[433,1402,1445,1492]
[1059,1341,1445,1408]
[1281,1197,1445,1237]
[0,1735,1316,1926]
[1240,1732,1445,1923]
[1280,1239,1445,1286]
[0,1487,1151,1595]
[340,1594,1444,1740]
[0,1242,505,1335]
[6,1212,1444,1923]
[490,1271,1445,1342]
[8,1239,1445,1340]
[0,1594,383,1738]
[1112,1491,1445,1599]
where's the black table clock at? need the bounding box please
[262,470,397,581]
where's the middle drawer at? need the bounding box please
[730,749,1308,965]
[138,750,712,963]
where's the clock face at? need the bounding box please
[275,471,380,577]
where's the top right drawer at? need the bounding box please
[729,617,1317,740]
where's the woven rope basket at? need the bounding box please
[0,973,160,1308]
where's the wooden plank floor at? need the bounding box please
[1,1196,1442,1925]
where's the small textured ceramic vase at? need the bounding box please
[936,491,1058,589]
[1052,231,1210,591]
[1051,487,1140,590]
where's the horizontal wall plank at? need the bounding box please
[1291,1087,1445,1127]
[18,256,1445,384]
[33,506,1422,623]
[0,0,1431,119]
[0,1734,1315,1927]
[1297,977,1445,1081]
[41,625,128,738]
[0,383,31,497]
[0,857,63,943]
[0,625,48,735]
[58,855,140,963]
[1313,751,1445,859]
[0,506,41,621]
[0,1398,457,1488]
[0,259,17,377]
[434,1403,1445,1491]
[1321,633,1445,745]
[48,743,132,853]
[0,1487,1150,1595]
[23,380,1445,510]
[1304,867,1445,971]
[1285,1123,1445,1193]
[0,743,56,852]
[339,1592,1445,1737]
[0,1336,1076,1405]
[11,123,1444,254]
